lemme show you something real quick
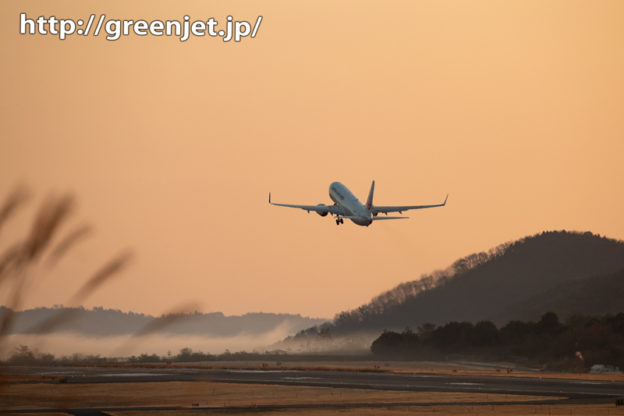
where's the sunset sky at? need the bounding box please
[1,1,623,319]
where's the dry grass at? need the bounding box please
[107,405,624,416]
[1,380,552,408]
[3,380,624,416]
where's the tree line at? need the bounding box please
[3,347,368,365]
[370,312,624,371]
[2,346,291,365]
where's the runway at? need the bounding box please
[9,364,624,399]
[210,368,624,399]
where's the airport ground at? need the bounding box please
[2,361,624,415]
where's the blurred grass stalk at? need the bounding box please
[0,185,198,364]
[0,185,205,376]
[0,186,133,352]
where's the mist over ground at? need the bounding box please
[1,328,299,359]
[0,306,328,359]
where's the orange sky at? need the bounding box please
[1,1,623,319]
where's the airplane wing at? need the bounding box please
[372,194,448,215]
[269,193,347,215]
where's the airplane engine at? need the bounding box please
[316,203,329,216]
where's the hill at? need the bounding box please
[283,231,624,351]
[0,306,327,338]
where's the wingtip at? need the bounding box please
[268,192,271,204]
[443,194,449,205]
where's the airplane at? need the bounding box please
[269,181,447,226]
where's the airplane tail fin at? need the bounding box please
[366,180,375,211]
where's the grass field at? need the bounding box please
[2,361,624,415]
[3,380,623,415]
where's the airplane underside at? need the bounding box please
[269,180,447,227]
[332,213,371,227]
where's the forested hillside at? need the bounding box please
[287,231,624,347]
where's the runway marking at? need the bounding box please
[572,380,611,385]
[227,369,289,373]
[284,376,321,380]
[100,372,167,377]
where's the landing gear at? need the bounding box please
[335,218,344,225]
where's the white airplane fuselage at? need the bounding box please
[269,180,446,226]
[329,181,372,226]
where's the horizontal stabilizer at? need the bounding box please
[372,216,409,220]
